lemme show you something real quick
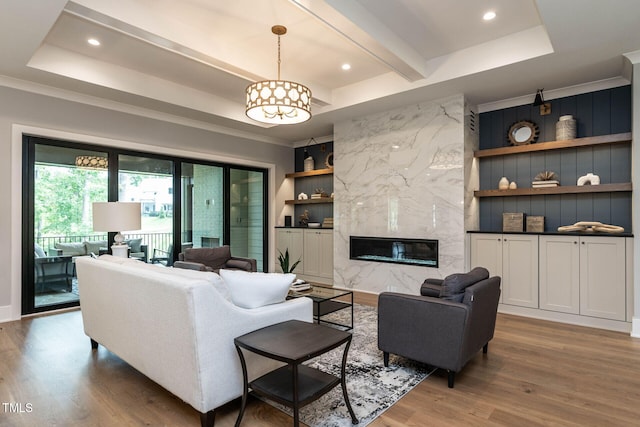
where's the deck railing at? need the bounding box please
[35,232,174,261]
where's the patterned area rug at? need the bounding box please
[265,303,435,427]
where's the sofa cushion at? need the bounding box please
[220,269,294,309]
[439,267,490,302]
[124,238,143,253]
[85,240,108,256]
[225,258,253,271]
[55,242,87,256]
[183,246,231,270]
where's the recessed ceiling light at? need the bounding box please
[341,63,351,71]
[87,38,100,46]
[483,11,496,21]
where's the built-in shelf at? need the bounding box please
[474,183,632,197]
[473,132,631,158]
[285,197,334,205]
[285,168,333,178]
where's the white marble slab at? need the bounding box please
[334,95,468,294]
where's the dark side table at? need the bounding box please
[234,320,358,427]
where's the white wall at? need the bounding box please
[1,84,293,321]
[333,94,469,294]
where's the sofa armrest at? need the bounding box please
[173,260,213,272]
[227,256,257,272]
[377,292,469,370]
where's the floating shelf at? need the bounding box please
[473,133,631,158]
[285,197,334,205]
[474,183,632,197]
[285,168,333,178]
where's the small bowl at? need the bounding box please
[308,222,321,228]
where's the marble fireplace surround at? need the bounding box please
[333,94,475,295]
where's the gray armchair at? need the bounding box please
[377,267,501,388]
[173,245,257,273]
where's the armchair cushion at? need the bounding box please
[439,267,489,302]
[219,269,294,309]
[183,246,231,270]
[85,240,107,255]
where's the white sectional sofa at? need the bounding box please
[75,256,312,426]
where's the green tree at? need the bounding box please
[35,165,108,237]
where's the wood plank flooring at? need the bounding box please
[1,292,639,426]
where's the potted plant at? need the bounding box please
[277,248,301,273]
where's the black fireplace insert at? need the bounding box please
[350,236,438,268]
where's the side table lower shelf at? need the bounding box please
[251,365,340,406]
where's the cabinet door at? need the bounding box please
[470,234,503,302]
[502,234,538,308]
[275,229,304,273]
[539,235,580,314]
[579,236,626,320]
[303,229,333,279]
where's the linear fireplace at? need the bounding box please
[350,236,438,268]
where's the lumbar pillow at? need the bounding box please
[439,267,489,302]
[220,269,294,309]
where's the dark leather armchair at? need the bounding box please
[173,245,257,273]
[377,267,501,388]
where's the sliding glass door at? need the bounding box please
[230,168,266,271]
[119,155,174,264]
[23,138,108,313]
[23,138,269,314]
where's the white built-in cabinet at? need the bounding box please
[469,233,538,307]
[276,228,333,284]
[471,233,631,323]
[539,235,626,321]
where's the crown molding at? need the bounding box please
[0,74,292,147]
[477,77,631,113]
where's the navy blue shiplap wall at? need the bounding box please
[292,142,334,225]
[478,86,632,232]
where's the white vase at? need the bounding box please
[509,181,517,189]
[303,155,314,172]
[498,177,509,190]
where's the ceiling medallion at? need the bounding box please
[246,25,311,125]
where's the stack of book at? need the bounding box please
[322,217,334,228]
[311,193,324,199]
[290,279,311,292]
[532,180,559,188]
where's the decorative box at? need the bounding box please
[503,213,525,232]
[526,216,545,233]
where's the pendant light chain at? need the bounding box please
[277,32,281,80]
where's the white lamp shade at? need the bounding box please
[92,202,142,232]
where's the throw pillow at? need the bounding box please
[439,267,490,302]
[220,269,294,309]
[183,246,231,270]
[34,243,47,258]
[124,238,143,253]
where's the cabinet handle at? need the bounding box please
[582,241,585,245]
[574,241,577,244]
[503,238,507,242]
[497,238,501,242]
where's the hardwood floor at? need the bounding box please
[1,293,640,426]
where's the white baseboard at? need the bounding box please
[632,317,640,338]
[0,304,17,324]
[498,304,632,334]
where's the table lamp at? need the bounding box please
[92,202,142,258]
